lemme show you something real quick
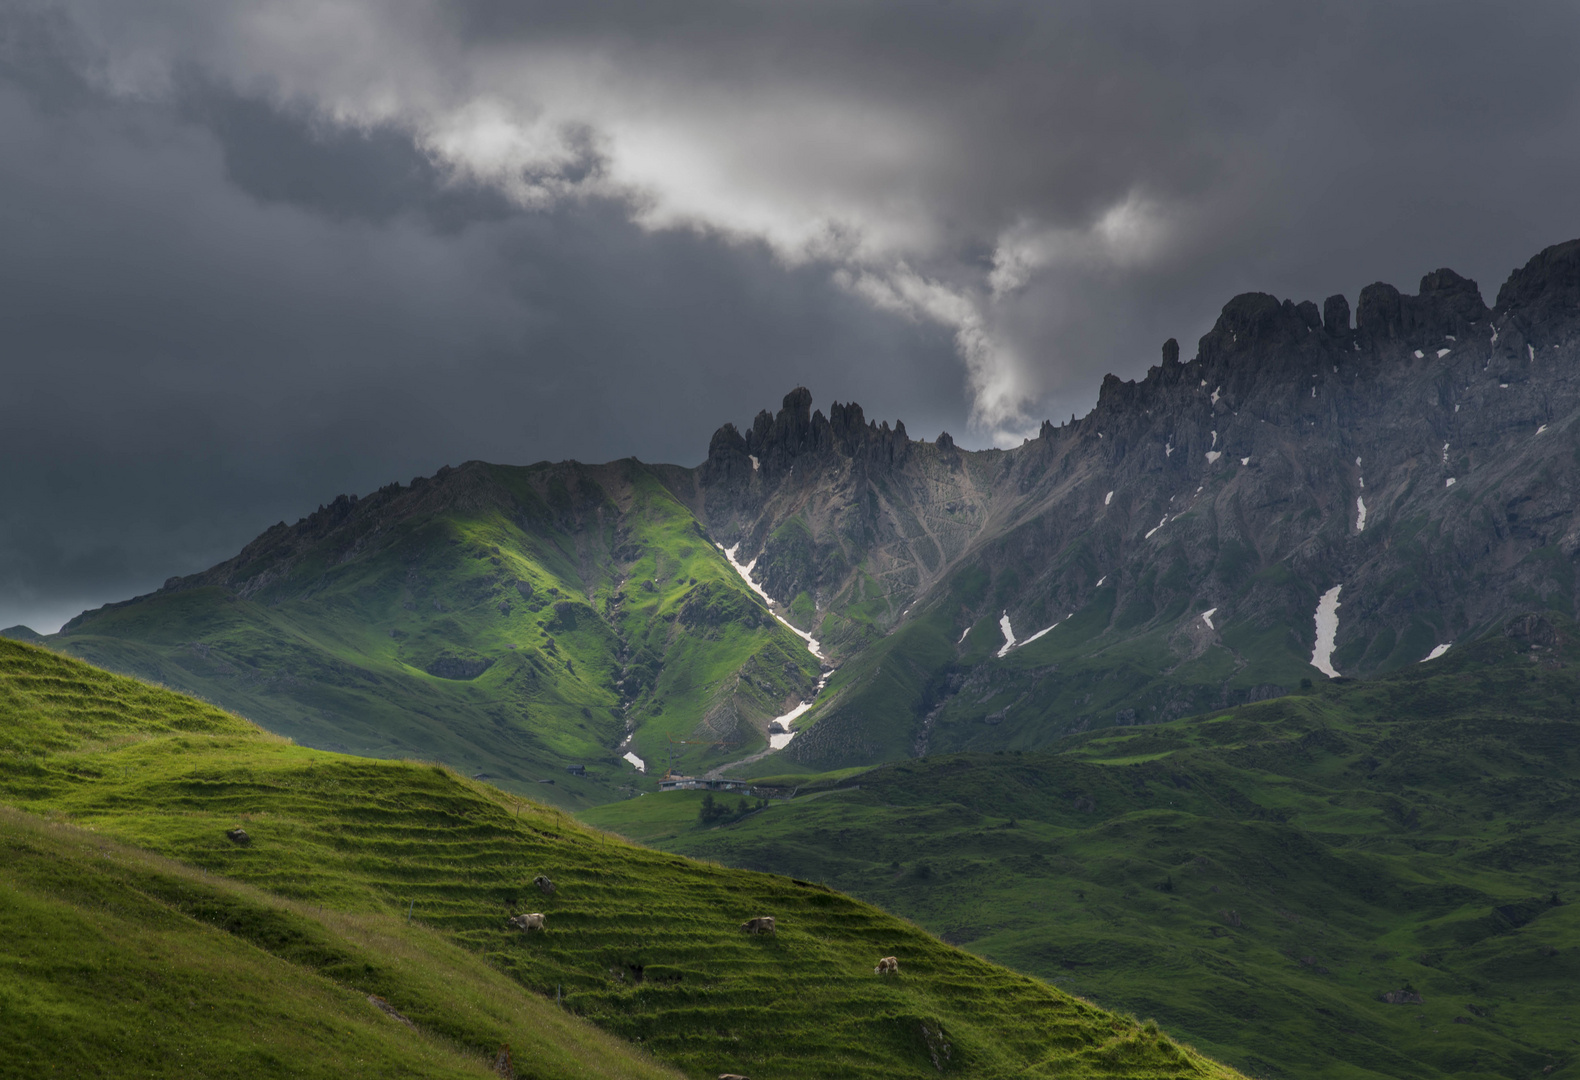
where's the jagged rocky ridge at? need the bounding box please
[686,238,1580,766]
[54,237,1580,777]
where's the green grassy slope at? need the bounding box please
[52,461,819,807]
[1,809,683,1080]
[0,637,1242,1080]
[582,621,1580,1080]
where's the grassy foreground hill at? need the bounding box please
[0,636,1240,1080]
[583,617,1580,1080]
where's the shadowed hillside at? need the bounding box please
[584,613,1580,1080]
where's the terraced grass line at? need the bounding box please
[1,638,1242,1079]
[0,807,683,1080]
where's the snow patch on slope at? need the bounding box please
[1019,625,1054,647]
[720,544,823,658]
[1420,643,1451,663]
[997,612,1017,658]
[768,698,817,749]
[1311,585,1343,679]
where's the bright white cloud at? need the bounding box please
[990,193,1172,299]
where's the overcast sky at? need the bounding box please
[3,1,1579,632]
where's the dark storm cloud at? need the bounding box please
[190,86,518,230]
[2,0,1579,629]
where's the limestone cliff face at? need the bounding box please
[691,238,1580,764]
[696,386,997,651]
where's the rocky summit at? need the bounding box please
[49,237,1580,783]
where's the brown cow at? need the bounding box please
[874,956,899,975]
[740,916,775,935]
[508,912,546,932]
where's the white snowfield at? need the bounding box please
[1356,457,1368,530]
[1311,585,1343,678]
[1446,478,1456,488]
[1145,515,1167,540]
[1437,348,1451,358]
[1240,457,1250,466]
[623,751,647,773]
[749,455,760,471]
[958,626,971,644]
[1211,386,1222,405]
[1019,619,1064,647]
[1537,424,1548,435]
[1105,490,1114,506]
[1420,643,1451,663]
[1095,575,1107,587]
[997,612,1017,658]
[1205,451,1222,464]
[768,696,817,749]
[720,543,823,659]
[1200,607,1217,630]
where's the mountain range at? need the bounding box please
[32,236,1580,796]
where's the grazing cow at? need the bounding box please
[226,828,250,845]
[718,1074,752,1079]
[508,912,546,932]
[740,916,775,935]
[875,956,899,975]
[533,874,556,895]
